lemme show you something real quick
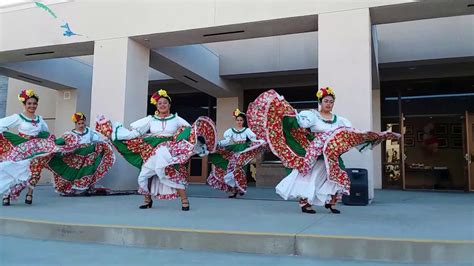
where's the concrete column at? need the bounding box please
[91,38,150,190]
[371,25,383,190]
[0,76,7,118]
[216,95,243,138]
[318,9,377,199]
[372,89,382,189]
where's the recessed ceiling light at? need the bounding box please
[144,38,150,41]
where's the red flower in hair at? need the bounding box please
[71,112,86,123]
[316,87,335,101]
[18,89,39,103]
[150,89,171,105]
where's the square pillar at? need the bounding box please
[318,8,378,199]
[90,38,150,124]
[91,38,150,190]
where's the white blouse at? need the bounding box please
[66,127,103,145]
[297,109,352,133]
[130,114,191,137]
[219,127,264,146]
[0,113,49,136]
[110,122,140,141]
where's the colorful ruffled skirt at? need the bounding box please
[47,140,115,194]
[247,90,400,203]
[0,132,79,200]
[96,116,217,200]
[207,141,266,194]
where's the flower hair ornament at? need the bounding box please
[316,87,336,102]
[150,89,171,105]
[233,108,245,118]
[71,112,86,123]
[18,89,39,104]
[95,115,113,139]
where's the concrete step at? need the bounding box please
[1,216,472,264]
[1,186,473,264]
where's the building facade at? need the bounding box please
[1,0,473,194]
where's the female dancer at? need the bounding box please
[208,108,265,197]
[0,89,78,205]
[247,88,399,214]
[48,112,115,195]
[95,89,217,211]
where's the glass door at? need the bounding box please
[380,76,474,191]
[403,114,464,190]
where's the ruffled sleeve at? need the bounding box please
[296,110,317,129]
[246,128,265,144]
[0,114,21,134]
[90,128,104,142]
[130,116,152,135]
[338,116,352,127]
[176,115,191,127]
[218,128,234,146]
[38,116,50,133]
[112,122,141,141]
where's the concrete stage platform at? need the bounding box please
[0,184,472,264]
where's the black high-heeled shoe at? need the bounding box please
[228,192,238,198]
[181,199,190,211]
[301,204,316,214]
[25,194,33,205]
[139,199,153,209]
[325,203,340,214]
[2,197,10,206]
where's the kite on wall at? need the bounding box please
[34,1,82,37]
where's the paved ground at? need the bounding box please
[0,184,472,241]
[0,235,459,266]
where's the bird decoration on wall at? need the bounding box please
[60,23,81,37]
[34,1,83,38]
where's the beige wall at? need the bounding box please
[55,89,77,135]
[216,96,243,138]
[0,0,413,52]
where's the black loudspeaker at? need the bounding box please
[342,168,369,206]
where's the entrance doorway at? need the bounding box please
[381,77,474,191]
